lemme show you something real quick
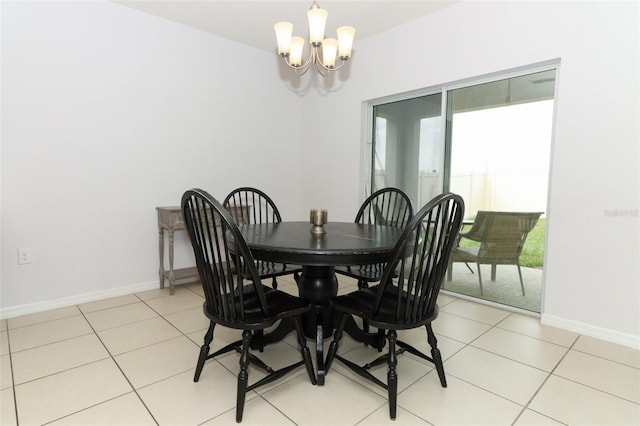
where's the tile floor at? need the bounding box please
[1,276,639,425]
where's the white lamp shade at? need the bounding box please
[322,38,338,68]
[274,22,293,55]
[337,26,355,59]
[307,6,328,44]
[290,36,305,66]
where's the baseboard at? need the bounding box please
[0,280,159,319]
[542,313,640,350]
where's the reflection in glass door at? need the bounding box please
[372,93,443,209]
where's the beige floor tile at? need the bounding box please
[444,345,548,405]
[184,282,205,297]
[77,294,140,314]
[135,284,191,301]
[529,375,640,425]
[201,395,297,425]
[264,371,385,426]
[143,291,204,316]
[49,392,156,426]
[554,350,640,403]
[163,305,210,334]
[573,335,640,368]
[440,298,511,325]
[498,314,579,347]
[11,333,109,385]
[513,409,564,425]
[430,311,492,343]
[471,327,568,371]
[84,302,157,331]
[399,373,522,425]
[7,305,80,329]
[1,355,12,389]
[14,358,131,425]
[138,367,246,425]
[437,292,458,307]
[1,388,17,426]
[359,404,433,425]
[1,319,7,331]
[97,316,181,355]
[0,331,8,356]
[114,336,199,389]
[8,315,93,352]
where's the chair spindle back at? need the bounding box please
[374,193,464,323]
[182,189,267,323]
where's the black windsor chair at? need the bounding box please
[223,187,302,289]
[324,192,465,420]
[182,189,316,423]
[335,187,414,289]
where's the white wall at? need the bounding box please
[1,1,304,312]
[299,1,639,347]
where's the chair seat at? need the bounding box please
[332,286,439,330]
[206,284,310,329]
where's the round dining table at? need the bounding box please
[235,221,404,384]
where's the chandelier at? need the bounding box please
[274,2,355,76]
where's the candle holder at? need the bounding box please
[310,209,328,235]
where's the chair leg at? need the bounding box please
[194,322,215,382]
[236,329,252,423]
[476,263,484,295]
[517,264,526,296]
[387,329,398,420]
[271,276,278,289]
[294,317,317,385]
[426,324,447,387]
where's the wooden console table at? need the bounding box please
[157,206,199,295]
[157,204,251,295]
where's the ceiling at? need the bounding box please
[114,1,458,53]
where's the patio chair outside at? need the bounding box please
[447,211,543,295]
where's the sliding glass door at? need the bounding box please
[369,67,556,312]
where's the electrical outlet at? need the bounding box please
[18,247,32,265]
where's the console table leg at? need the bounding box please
[158,227,165,289]
[168,229,175,295]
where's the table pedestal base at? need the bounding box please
[297,265,337,385]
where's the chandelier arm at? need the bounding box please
[281,53,313,74]
[316,59,347,72]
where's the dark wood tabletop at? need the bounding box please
[236,221,404,267]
